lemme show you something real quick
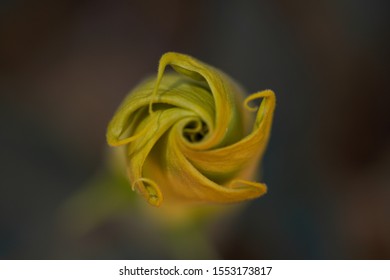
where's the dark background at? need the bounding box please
[1,0,389,259]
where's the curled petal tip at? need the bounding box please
[132,178,163,207]
[229,179,267,197]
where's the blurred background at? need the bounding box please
[1,0,389,259]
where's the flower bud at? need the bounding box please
[107,52,276,207]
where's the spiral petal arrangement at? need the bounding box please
[107,52,276,207]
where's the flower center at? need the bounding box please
[182,120,209,143]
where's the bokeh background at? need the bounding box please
[1,0,389,259]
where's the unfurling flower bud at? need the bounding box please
[107,52,276,207]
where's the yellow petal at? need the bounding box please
[106,52,276,207]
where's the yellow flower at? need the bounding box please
[106,52,276,207]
